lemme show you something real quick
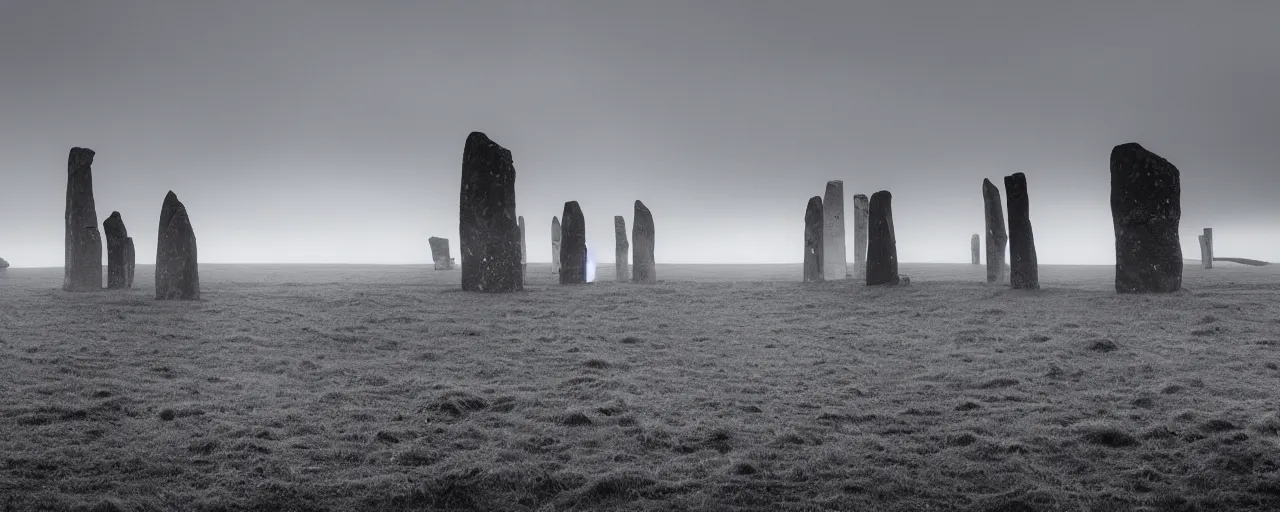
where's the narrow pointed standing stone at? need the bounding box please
[124,237,135,288]
[64,147,103,291]
[103,211,129,289]
[429,237,452,270]
[155,191,199,300]
[804,196,824,282]
[614,216,629,282]
[1110,142,1182,293]
[1004,173,1039,289]
[865,191,899,286]
[632,200,657,284]
[970,234,981,265]
[822,181,847,279]
[1202,228,1213,269]
[982,179,1009,284]
[459,132,522,292]
[551,216,562,274]
[852,194,869,279]
[559,201,587,285]
[518,216,527,277]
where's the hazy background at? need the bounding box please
[1,0,1276,268]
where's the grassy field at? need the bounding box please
[2,262,1280,511]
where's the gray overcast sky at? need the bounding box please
[2,0,1277,267]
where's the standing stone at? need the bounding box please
[429,237,452,270]
[1004,173,1039,289]
[970,234,981,265]
[559,201,587,285]
[822,181,847,279]
[632,200,657,284]
[155,191,199,300]
[982,179,1009,284]
[1110,142,1182,293]
[0,258,9,269]
[103,211,129,289]
[64,147,103,291]
[1202,228,1213,269]
[804,196,824,282]
[124,237,135,288]
[459,132,522,292]
[551,216,562,274]
[518,216,527,277]
[614,216,630,282]
[852,194,869,279]
[865,191,899,286]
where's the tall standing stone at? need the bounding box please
[155,191,199,300]
[518,216,527,277]
[1202,228,1213,269]
[459,132,522,292]
[614,216,630,282]
[559,201,587,285]
[551,216,562,274]
[982,179,1009,284]
[970,234,981,265]
[852,194,869,279]
[632,200,657,284]
[429,237,452,270]
[1004,173,1039,289]
[124,237,135,288]
[804,196,824,282]
[1110,142,1182,293]
[64,147,103,291]
[822,181,847,279]
[865,191,899,286]
[103,211,129,289]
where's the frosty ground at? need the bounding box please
[2,262,1279,511]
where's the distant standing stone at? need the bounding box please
[155,191,199,300]
[632,200,657,284]
[822,181,847,279]
[852,194,869,279]
[551,216,562,274]
[982,179,1009,284]
[103,211,130,289]
[0,258,9,269]
[865,191,899,286]
[64,147,103,291]
[429,237,452,270]
[459,132,522,292]
[970,234,981,265]
[1110,142,1182,293]
[1004,173,1039,289]
[559,201,587,285]
[804,196,824,282]
[518,215,527,277]
[1202,228,1213,269]
[124,237,135,288]
[614,215,630,282]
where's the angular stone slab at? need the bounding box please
[632,200,656,284]
[822,181,847,279]
[982,179,1008,284]
[0,257,9,269]
[559,201,587,285]
[64,147,103,291]
[614,215,629,282]
[155,191,199,300]
[1202,228,1213,269]
[124,237,135,288]
[971,234,981,265]
[1004,173,1039,289]
[551,216,562,274]
[104,211,130,289]
[429,237,452,270]
[459,132,522,292]
[852,194,869,279]
[866,191,900,286]
[1110,142,1182,293]
[804,196,824,283]
[519,215,527,277]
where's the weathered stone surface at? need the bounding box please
[632,200,657,284]
[518,215,527,277]
[64,147,103,291]
[822,181,847,279]
[865,191,899,286]
[429,237,452,270]
[982,179,1009,284]
[852,194,869,279]
[104,211,129,289]
[124,237,135,288]
[1202,228,1213,269]
[614,216,629,282]
[155,191,199,300]
[559,201,587,285]
[971,234,981,265]
[804,196,823,283]
[1004,173,1039,289]
[1110,142,1182,293]
[551,216,562,274]
[459,132,522,292]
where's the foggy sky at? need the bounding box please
[2,1,1277,268]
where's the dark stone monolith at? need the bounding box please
[804,196,824,283]
[429,237,452,270]
[124,237,135,288]
[0,258,8,269]
[155,191,199,300]
[982,179,1008,284]
[614,216,629,282]
[64,147,103,291]
[1202,228,1213,269]
[551,216,562,274]
[632,200,656,284]
[519,215,527,277]
[971,234,981,265]
[1110,142,1182,293]
[104,211,129,289]
[1004,173,1039,289]
[852,194,869,279]
[559,201,587,285]
[865,191,899,286]
[459,132,522,292]
[822,181,846,279]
